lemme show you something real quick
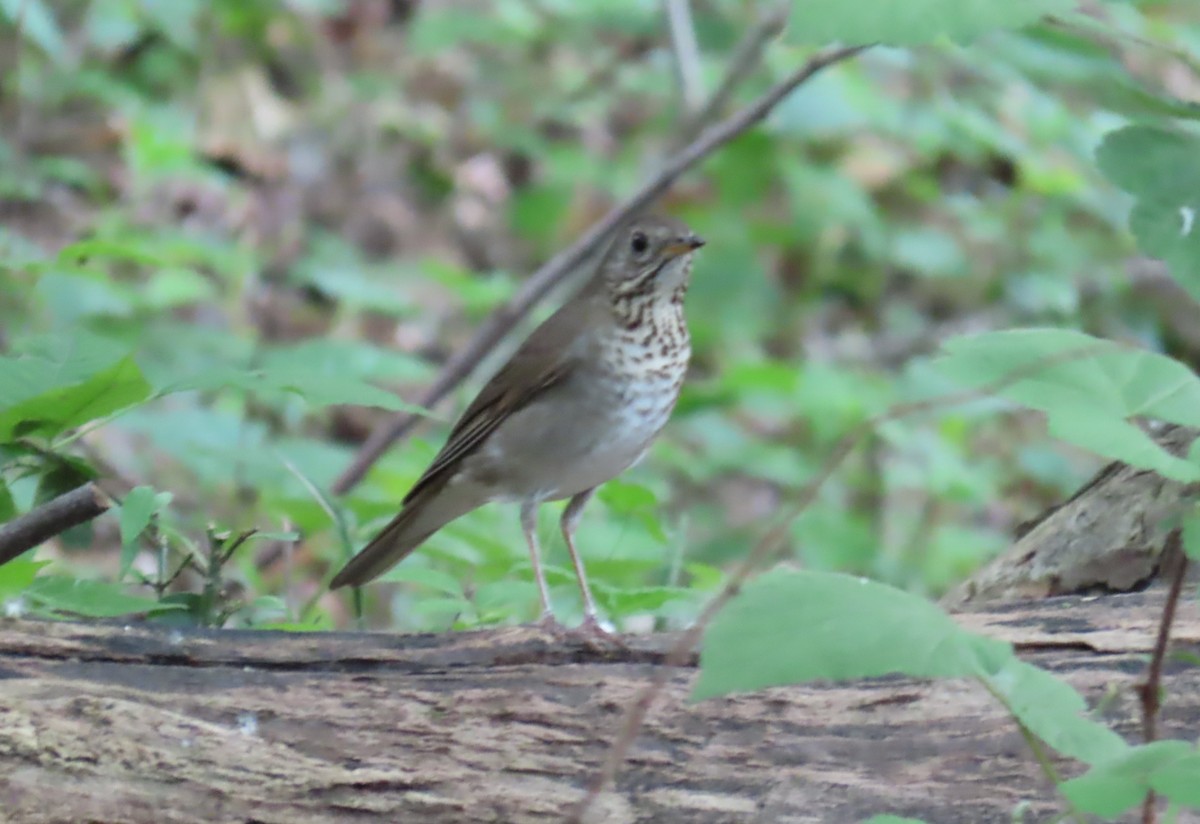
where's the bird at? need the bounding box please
[330,214,704,634]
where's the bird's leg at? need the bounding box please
[561,488,610,635]
[520,501,557,625]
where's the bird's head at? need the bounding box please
[600,214,705,299]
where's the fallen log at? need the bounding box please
[1,588,1198,823]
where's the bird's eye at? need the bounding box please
[630,231,649,254]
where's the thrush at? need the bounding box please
[330,214,704,632]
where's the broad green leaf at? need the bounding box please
[1097,127,1200,302]
[170,360,429,415]
[408,594,474,619]
[695,571,1127,765]
[598,479,658,511]
[260,339,432,383]
[1149,752,1200,807]
[143,267,216,308]
[1060,741,1193,816]
[599,585,696,616]
[0,335,152,441]
[0,559,51,601]
[24,576,182,617]
[933,329,1200,480]
[693,570,1011,699]
[268,369,422,411]
[981,657,1126,764]
[785,0,1072,46]
[118,486,160,578]
[1045,413,1198,482]
[1184,511,1200,562]
[380,565,465,596]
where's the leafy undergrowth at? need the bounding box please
[3,1,1200,818]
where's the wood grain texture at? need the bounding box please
[943,425,1200,608]
[2,588,1199,823]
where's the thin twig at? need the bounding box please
[0,483,113,566]
[566,344,1105,822]
[331,44,870,495]
[1138,529,1189,824]
[663,0,705,112]
[672,4,789,149]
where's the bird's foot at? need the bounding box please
[571,614,628,652]
[532,613,626,651]
[534,612,571,636]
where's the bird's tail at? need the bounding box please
[329,485,481,589]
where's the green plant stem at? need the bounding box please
[279,455,363,627]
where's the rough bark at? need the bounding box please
[0,483,112,567]
[2,588,1199,824]
[942,424,1200,608]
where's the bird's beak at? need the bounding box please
[662,234,706,259]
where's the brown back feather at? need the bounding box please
[401,288,604,503]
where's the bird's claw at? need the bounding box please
[532,613,627,651]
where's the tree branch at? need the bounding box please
[331,44,870,495]
[672,4,789,150]
[0,483,113,567]
[664,0,705,112]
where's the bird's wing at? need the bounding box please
[401,293,599,503]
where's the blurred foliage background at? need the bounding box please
[1,0,1198,632]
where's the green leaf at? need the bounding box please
[0,559,51,601]
[598,479,659,511]
[785,0,1072,46]
[933,329,1200,480]
[276,371,416,410]
[1097,127,1200,302]
[380,565,464,596]
[171,356,429,415]
[862,817,930,824]
[1149,752,1200,807]
[0,478,14,522]
[409,594,474,620]
[1060,741,1194,816]
[56,238,167,267]
[600,585,696,616]
[693,570,1011,699]
[0,335,153,441]
[24,576,182,618]
[695,570,1127,765]
[1183,511,1200,562]
[118,486,160,578]
[980,657,1126,765]
[260,339,432,383]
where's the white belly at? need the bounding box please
[476,355,685,502]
